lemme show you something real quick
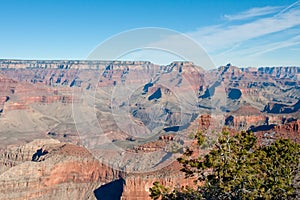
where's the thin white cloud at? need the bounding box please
[224,6,282,21]
[249,35,300,56]
[211,33,300,67]
[187,0,300,66]
[189,8,300,52]
[216,35,300,58]
[276,0,300,16]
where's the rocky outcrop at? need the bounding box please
[253,118,300,145]
[257,66,300,80]
[122,161,195,200]
[231,104,261,116]
[159,134,175,141]
[225,115,267,130]
[0,139,123,200]
[0,139,197,200]
[273,119,300,142]
[133,140,167,152]
[275,118,300,133]
[197,114,212,130]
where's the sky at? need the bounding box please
[0,0,299,67]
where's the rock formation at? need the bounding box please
[0,60,299,199]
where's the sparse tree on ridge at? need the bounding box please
[150,131,300,200]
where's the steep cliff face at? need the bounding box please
[275,118,300,133]
[122,172,193,200]
[0,139,123,200]
[273,119,300,142]
[257,66,300,80]
[206,64,300,112]
[0,138,198,200]
[0,60,299,199]
[0,60,299,120]
[252,118,300,146]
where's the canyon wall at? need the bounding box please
[0,60,299,199]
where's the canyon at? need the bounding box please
[0,60,299,199]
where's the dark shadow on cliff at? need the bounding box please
[32,148,48,161]
[94,177,126,200]
[248,124,276,132]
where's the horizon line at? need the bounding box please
[0,58,299,69]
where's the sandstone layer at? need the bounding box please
[0,60,299,199]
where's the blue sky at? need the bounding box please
[0,0,299,67]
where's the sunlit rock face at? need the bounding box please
[0,60,299,199]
